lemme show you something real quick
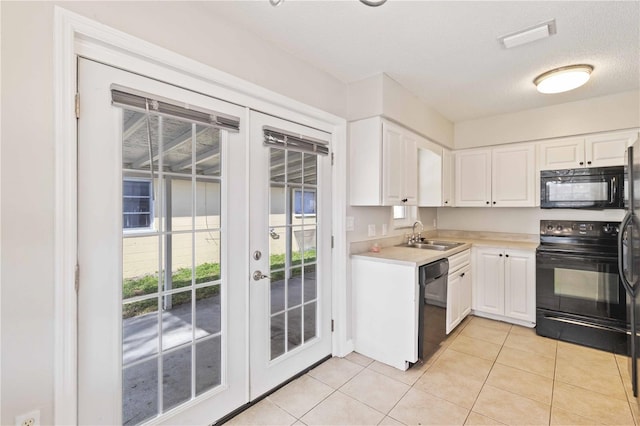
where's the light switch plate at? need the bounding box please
[346,216,355,232]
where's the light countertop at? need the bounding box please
[351,236,538,267]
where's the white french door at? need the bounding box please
[248,112,333,398]
[77,59,333,424]
[77,58,248,425]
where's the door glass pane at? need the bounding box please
[195,230,221,284]
[269,146,321,361]
[195,180,220,230]
[121,106,226,424]
[195,126,221,177]
[287,151,303,184]
[162,346,192,412]
[123,299,159,364]
[195,285,221,338]
[271,312,286,359]
[303,153,317,185]
[196,336,222,395]
[122,112,158,172]
[123,358,158,426]
[162,290,192,351]
[288,307,302,351]
[168,177,192,232]
[304,302,317,342]
[287,267,303,309]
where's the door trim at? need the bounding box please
[53,7,348,425]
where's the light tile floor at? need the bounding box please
[226,315,639,425]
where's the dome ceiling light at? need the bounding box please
[269,0,387,6]
[534,64,594,94]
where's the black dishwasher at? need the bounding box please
[417,258,449,362]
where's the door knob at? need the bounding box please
[253,270,270,281]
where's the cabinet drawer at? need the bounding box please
[448,249,470,273]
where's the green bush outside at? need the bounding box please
[123,249,316,319]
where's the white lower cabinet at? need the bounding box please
[352,258,418,370]
[473,246,536,327]
[446,250,472,334]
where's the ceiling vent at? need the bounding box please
[498,20,557,49]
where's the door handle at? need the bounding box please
[253,270,270,281]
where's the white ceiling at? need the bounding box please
[203,1,640,123]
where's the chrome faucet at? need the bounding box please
[409,220,424,244]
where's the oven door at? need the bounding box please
[537,250,626,322]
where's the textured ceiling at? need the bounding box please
[203,1,640,123]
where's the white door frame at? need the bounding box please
[53,6,349,425]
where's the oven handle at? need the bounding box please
[537,252,617,263]
[543,313,629,334]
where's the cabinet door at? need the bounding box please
[454,149,492,207]
[381,121,405,205]
[586,130,639,167]
[446,272,461,335]
[418,140,443,207]
[459,265,472,319]
[442,148,454,207]
[473,247,505,315]
[492,144,536,207]
[504,250,536,323]
[538,137,585,170]
[402,132,418,205]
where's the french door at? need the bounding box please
[77,58,332,425]
[249,112,333,398]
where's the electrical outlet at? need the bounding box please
[367,224,376,237]
[381,224,388,235]
[15,410,40,426]
[433,218,437,228]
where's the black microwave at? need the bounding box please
[540,166,625,209]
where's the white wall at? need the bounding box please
[455,90,640,149]
[0,2,348,424]
[436,207,626,236]
[347,73,454,148]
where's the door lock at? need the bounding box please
[253,270,270,281]
[253,250,262,261]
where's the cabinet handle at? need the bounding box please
[401,198,408,203]
[460,272,465,277]
[587,161,592,165]
[486,201,490,205]
[505,254,509,257]
[492,201,496,205]
[444,201,448,204]
[499,254,503,257]
[579,161,584,165]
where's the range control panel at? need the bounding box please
[540,220,620,238]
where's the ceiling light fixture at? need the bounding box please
[534,64,594,94]
[269,0,387,6]
[360,0,388,6]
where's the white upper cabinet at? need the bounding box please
[442,148,454,207]
[350,117,418,206]
[418,139,445,207]
[539,130,639,170]
[454,149,492,207]
[491,144,536,207]
[455,144,535,207]
[585,130,639,167]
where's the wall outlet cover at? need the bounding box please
[367,224,376,237]
[381,224,388,235]
[15,410,40,426]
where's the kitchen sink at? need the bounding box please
[397,240,465,251]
